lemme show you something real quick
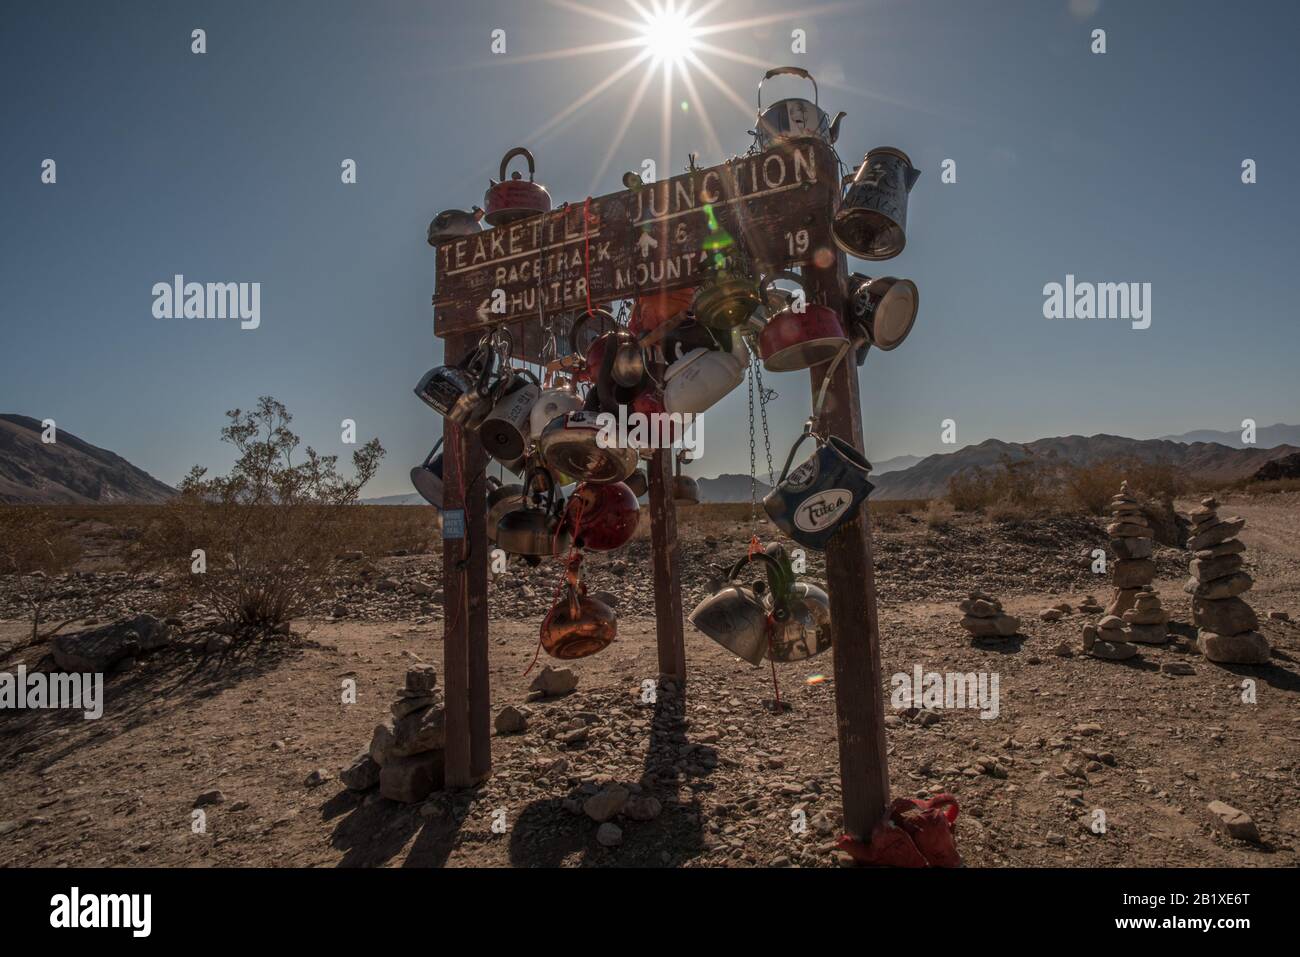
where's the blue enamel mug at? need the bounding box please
[763,430,873,550]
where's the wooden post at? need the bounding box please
[803,253,891,839]
[440,333,492,788]
[647,391,687,687]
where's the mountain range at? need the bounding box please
[0,414,175,504]
[3,413,1296,506]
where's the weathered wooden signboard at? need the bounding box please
[432,139,840,340]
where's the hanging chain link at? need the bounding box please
[747,347,758,528]
[754,351,776,485]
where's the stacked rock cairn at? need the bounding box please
[1186,497,1270,664]
[959,590,1020,640]
[1104,482,1157,618]
[340,664,446,802]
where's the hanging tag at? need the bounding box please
[442,509,466,540]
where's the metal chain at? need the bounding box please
[747,347,758,527]
[754,350,776,485]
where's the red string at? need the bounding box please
[582,196,594,318]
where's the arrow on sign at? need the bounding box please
[637,232,658,258]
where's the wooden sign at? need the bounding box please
[432,139,840,338]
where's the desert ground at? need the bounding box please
[2,491,1298,868]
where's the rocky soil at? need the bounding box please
[1,491,1298,868]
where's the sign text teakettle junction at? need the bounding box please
[432,139,839,335]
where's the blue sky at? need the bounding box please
[2,0,1297,496]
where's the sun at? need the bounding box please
[638,4,698,65]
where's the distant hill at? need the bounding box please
[871,453,924,475]
[1159,423,1300,449]
[0,414,175,504]
[363,492,429,506]
[870,433,1300,501]
[696,473,771,502]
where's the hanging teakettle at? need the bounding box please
[530,372,585,440]
[413,336,504,429]
[540,552,617,660]
[848,273,919,365]
[480,368,541,465]
[427,207,484,246]
[486,477,524,546]
[409,438,445,508]
[484,147,552,226]
[833,147,920,261]
[630,287,695,336]
[756,271,850,372]
[663,328,747,415]
[564,481,640,551]
[760,542,833,663]
[625,469,649,498]
[763,426,874,550]
[754,67,845,150]
[692,264,764,331]
[495,463,570,557]
[689,551,778,666]
[537,410,638,484]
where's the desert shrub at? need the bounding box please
[133,397,383,633]
[1063,461,1127,514]
[923,499,955,529]
[947,454,1054,514]
[0,506,83,646]
[1124,459,1189,502]
[947,468,998,512]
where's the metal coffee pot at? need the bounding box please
[756,271,850,372]
[537,410,638,485]
[409,438,445,508]
[754,67,845,149]
[480,368,541,465]
[495,464,570,558]
[833,147,920,261]
[763,427,874,551]
[427,207,484,246]
[413,337,504,429]
[760,544,833,663]
[663,329,747,415]
[688,549,789,666]
[692,265,764,331]
[540,553,617,660]
[673,451,700,505]
[530,373,585,441]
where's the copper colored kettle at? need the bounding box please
[540,553,617,660]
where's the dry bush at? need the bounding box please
[947,468,998,512]
[924,499,955,529]
[947,454,1054,514]
[0,506,83,646]
[1124,460,1189,502]
[1063,461,1127,514]
[133,397,383,634]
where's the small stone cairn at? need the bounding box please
[1104,482,1156,618]
[340,665,446,802]
[1082,614,1138,660]
[1122,587,1170,645]
[959,590,1020,639]
[1185,497,1270,664]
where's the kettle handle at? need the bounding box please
[499,147,536,182]
[756,270,807,313]
[758,66,818,110]
[775,427,819,485]
[421,436,444,470]
[724,550,792,617]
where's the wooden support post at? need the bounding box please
[647,434,686,688]
[803,253,891,839]
[440,333,492,788]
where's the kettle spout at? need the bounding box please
[828,111,847,144]
[906,166,921,189]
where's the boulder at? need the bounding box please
[494,705,529,735]
[1199,630,1270,665]
[1191,596,1258,635]
[379,751,445,803]
[623,796,663,821]
[128,614,172,651]
[1186,572,1253,601]
[958,598,1001,618]
[392,705,446,757]
[405,666,438,694]
[392,694,438,720]
[1187,517,1245,551]
[1112,537,1153,560]
[961,613,1019,637]
[1206,801,1260,843]
[51,625,139,673]
[596,822,623,847]
[369,721,396,767]
[583,785,630,822]
[340,753,382,792]
[529,666,579,697]
[1190,554,1245,583]
[1125,622,1168,645]
[1112,559,1156,589]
